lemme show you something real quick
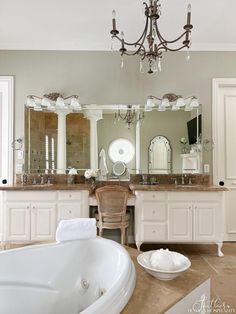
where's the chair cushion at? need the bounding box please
[95,212,130,223]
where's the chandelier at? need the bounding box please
[114,105,144,129]
[26,93,81,112]
[110,0,193,73]
[145,93,199,112]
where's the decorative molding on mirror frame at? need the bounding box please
[0,76,14,185]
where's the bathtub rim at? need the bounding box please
[0,238,136,314]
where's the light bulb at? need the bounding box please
[190,97,199,108]
[111,37,115,51]
[139,59,144,73]
[187,4,191,13]
[56,97,65,108]
[26,96,35,108]
[41,97,50,108]
[71,97,81,111]
[158,58,162,72]
[121,56,124,68]
[176,97,185,107]
[186,49,190,62]
[121,31,124,40]
[161,98,170,107]
[172,105,179,111]
[151,59,158,73]
[184,104,192,111]
[112,10,116,19]
[158,105,166,112]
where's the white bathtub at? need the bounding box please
[0,238,136,314]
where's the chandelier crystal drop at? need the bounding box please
[110,0,193,74]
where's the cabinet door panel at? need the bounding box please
[193,203,218,241]
[58,203,83,222]
[5,203,30,241]
[168,203,192,241]
[31,203,56,241]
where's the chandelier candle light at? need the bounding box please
[110,1,193,73]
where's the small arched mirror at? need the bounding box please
[148,135,172,174]
[112,161,127,177]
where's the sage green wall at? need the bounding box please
[1,50,236,173]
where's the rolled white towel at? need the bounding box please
[56,218,97,242]
[150,249,176,271]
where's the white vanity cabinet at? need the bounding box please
[0,189,89,246]
[5,202,56,242]
[135,190,225,256]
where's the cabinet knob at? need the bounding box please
[27,206,30,210]
[69,210,72,214]
[152,210,156,214]
[69,194,72,198]
[152,230,156,234]
[152,194,155,198]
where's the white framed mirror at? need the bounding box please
[148,135,172,174]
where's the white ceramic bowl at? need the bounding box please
[137,250,191,281]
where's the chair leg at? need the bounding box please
[121,227,125,245]
[125,227,129,246]
[99,227,103,237]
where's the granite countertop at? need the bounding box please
[0,183,93,192]
[0,183,227,192]
[129,183,228,192]
[123,247,209,314]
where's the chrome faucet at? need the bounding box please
[171,177,178,185]
[40,175,44,185]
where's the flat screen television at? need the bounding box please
[187,114,202,145]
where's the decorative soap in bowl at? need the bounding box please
[137,249,191,281]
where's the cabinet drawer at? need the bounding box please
[138,191,166,201]
[142,223,167,241]
[167,192,219,202]
[58,191,82,201]
[141,203,167,222]
[5,191,57,201]
[58,203,83,221]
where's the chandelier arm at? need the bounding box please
[155,24,189,44]
[30,95,43,100]
[64,95,78,100]
[157,44,189,52]
[124,20,149,47]
[150,95,162,101]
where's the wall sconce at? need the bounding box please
[26,93,81,112]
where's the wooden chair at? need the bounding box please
[95,185,130,245]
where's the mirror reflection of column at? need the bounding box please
[135,112,141,174]
[56,111,67,174]
[84,107,103,169]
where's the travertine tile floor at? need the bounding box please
[140,242,236,311]
[2,242,236,311]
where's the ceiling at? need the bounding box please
[0,0,235,51]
